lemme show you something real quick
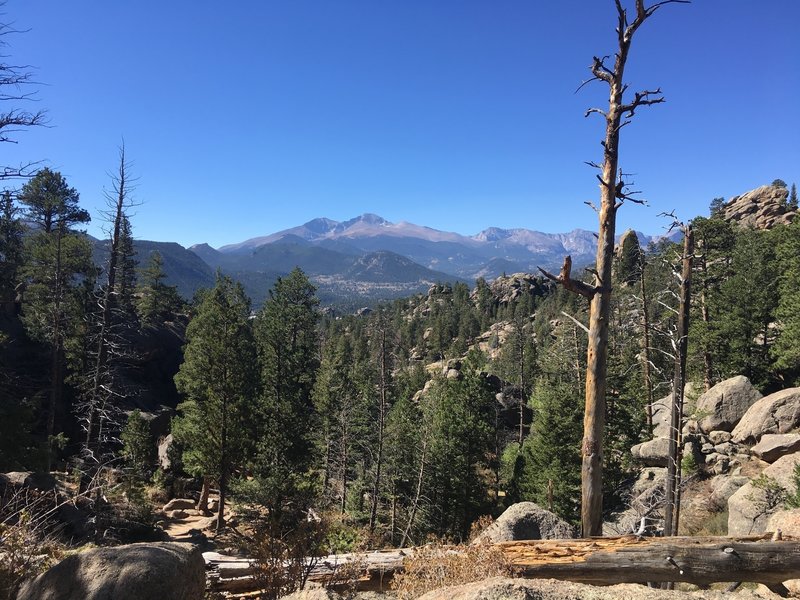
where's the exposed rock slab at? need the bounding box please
[630,437,670,467]
[728,453,800,536]
[473,502,575,543]
[694,376,762,433]
[732,388,800,444]
[415,576,782,600]
[722,184,796,230]
[17,542,204,600]
[752,433,800,463]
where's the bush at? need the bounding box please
[391,540,515,600]
[0,490,64,600]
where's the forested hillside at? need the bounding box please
[3,181,798,549]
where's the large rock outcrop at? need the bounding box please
[630,437,670,467]
[752,433,800,463]
[473,502,575,543]
[731,388,800,444]
[17,542,204,600]
[727,453,800,536]
[694,376,762,433]
[721,184,796,230]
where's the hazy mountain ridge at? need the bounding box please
[206,214,675,282]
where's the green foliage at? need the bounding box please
[0,191,24,302]
[772,179,788,188]
[518,379,582,523]
[137,250,184,324]
[120,409,155,478]
[247,268,320,516]
[681,452,698,476]
[709,196,725,217]
[785,463,800,509]
[772,220,800,384]
[420,369,496,539]
[173,274,257,504]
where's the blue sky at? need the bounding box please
[3,1,799,248]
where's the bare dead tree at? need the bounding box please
[664,224,693,538]
[0,12,47,181]
[82,145,141,468]
[539,0,688,536]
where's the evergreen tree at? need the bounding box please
[715,229,779,388]
[421,364,495,539]
[789,184,798,211]
[173,274,258,530]
[247,268,320,520]
[518,379,582,523]
[772,220,800,384]
[18,168,92,470]
[120,409,154,478]
[0,190,23,303]
[115,215,138,314]
[137,251,183,324]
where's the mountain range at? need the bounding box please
[114,214,677,308]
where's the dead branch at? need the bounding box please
[538,256,598,299]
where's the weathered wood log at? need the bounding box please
[206,535,800,593]
[502,535,800,585]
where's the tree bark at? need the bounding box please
[539,0,684,536]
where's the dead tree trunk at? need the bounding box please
[664,225,694,537]
[539,0,685,536]
[639,252,655,435]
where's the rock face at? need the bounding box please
[722,184,796,230]
[17,542,204,600]
[630,437,670,467]
[727,453,800,536]
[752,433,800,463]
[473,502,575,543]
[694,376,762,433]
[414,576,782,600]
[731,388,800,444]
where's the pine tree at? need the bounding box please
[518,379,582,523]
[120,409,155,478]
[173,274,258,530]
[247,268,320,520]
[0,190,23,304]
[789,184,798,211]
[772,220,800,384]
[18,168,92,470]
[137,251,183,324]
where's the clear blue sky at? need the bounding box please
[4,1,799,248]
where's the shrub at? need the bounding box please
[391,540,515,600]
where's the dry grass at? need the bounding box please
[391,540,515,600]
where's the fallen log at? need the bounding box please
[205,535,800,593]
[502,535,800,586]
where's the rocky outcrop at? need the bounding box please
[722,184,796,230]
[630,437,670,467]
[473,502,575,543]
[414,576,782,600]
[728,453,800,536]
[479,273,550,307]
[694,376,762,433]
[752,433,800,463]
[17,542,204,600]
[731,388,800,444]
